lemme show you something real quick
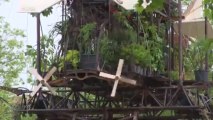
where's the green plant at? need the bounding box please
[121,43,152,67]
[170,70,179,80]
[204,0,213,22]
[187,38,213,71]
[100,20,165,72]
[135,0,164,13]
[59,50,79,70]
[0,17,25,86]
[142,24,164,71]
[26,35,55,72]
[20,114,37,120]
[31,7,53,17]
[100,29,137,65]
[78,22,96,54]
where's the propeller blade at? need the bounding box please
[111,79,119,97]
[99,72,116,79]
[29,68,43,81]
[43,82,57,95]
[43,67,57,82]
[116,59,124,77]
[120,76,137,85]
[30,83,42,97]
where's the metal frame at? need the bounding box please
[16,82,212,119]
[1,0,211,119]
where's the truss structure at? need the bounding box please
[0,0,212,120]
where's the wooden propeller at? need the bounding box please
[29,67,57,97]
[99,59,136,97]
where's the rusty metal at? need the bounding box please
[12,0,213,119]
[0,86,30,95]
[36,13,41,75]
[168,0,172,85]
[204,3,209,72]
[15,78,212,118]
[178,0,183,83]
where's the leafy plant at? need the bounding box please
[170,70,179,80]
[25,35,55,72]
[121,43,152,67]
[59,50,79,71]
[20,114,37,120]
[100,18,165,71]
[135,0,164,13]
[113,10,134,30]
[0,92,13,120]
[142,24,164,71]
[31,7,53,17]
[204,0,213,22]
[0,17,25,86]
[100,29,137,66]
[186,38,213,71]
[78,22,96,54]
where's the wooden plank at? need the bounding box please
[116,59,124,76]
[111,79,119,97]
[120,76,137,85]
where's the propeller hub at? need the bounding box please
[40,80,45,84]
[115,76,120,80]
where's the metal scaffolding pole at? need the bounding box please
[204,4,209,73]
[178,0,183,84]
[36,13,41,74]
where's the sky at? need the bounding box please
[0,0,62,45]
[0,0,62,88]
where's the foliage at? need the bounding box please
[182,0,192,5]
[78,22,96,54]
[100,35,118,66]
[31,7,53,17]
[100,29,137,66]
[101,12,164,71]
[145,0,164,12]
[25,45,37,67]
[170,70,179,80]
[59,50,79,70]
[79,22,96,42]
[121,43,152,67]
[40,35,55,70]
[204,0,213,21]
[20,114,37,120]
[0,1,31,119]
[142,23,164,71]
[0,17,25,86]
[0,92,37,120]
[135,0,164,13]
[26,35,55,72]
[0,92,13,120]
[50,20,69,37]
[186,38,213,71]
[42,7,53,17]
[113,10,134,30]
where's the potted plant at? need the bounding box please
[59,50,80,71]
[121,43,152,75]
[77,22,99,69]
[186,38,213,82]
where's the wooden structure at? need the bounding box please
[0,0,213,120]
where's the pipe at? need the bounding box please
[178,0,183,84]
[36,13,41,75]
